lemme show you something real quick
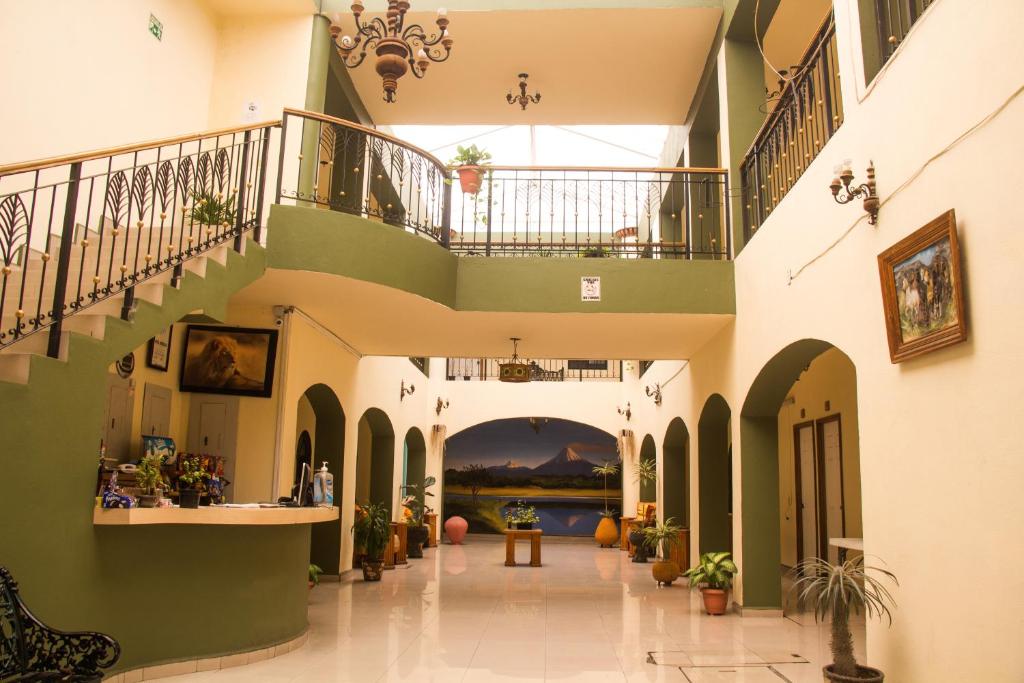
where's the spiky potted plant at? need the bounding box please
[683,551,738,615]
[135,453,167,508]
[352,502,390,581]
[790,556,897,682]
[592,461,620,546]
[188,190,237,241]
[629,458,658,562]
[448,144,492,194]
[643,517,683,586]
[401,475,436,559]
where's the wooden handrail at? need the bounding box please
[282,107,449,172]
[0,120,281,176]
[463,165,728,174]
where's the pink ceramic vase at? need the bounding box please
[444,516,469,544]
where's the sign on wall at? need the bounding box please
[581,276,601,301]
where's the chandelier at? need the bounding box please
[507,73,541,110]
[498,337,531,383]
[329,1,454,103]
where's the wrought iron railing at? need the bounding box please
[741,12,842,238]
[446,357,622,382]
[0,121,278,356]
[449,166,730,259]
[874,0,934,66]
[276,108,451,244]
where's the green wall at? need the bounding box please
[305,384,345,576]
[662,419,690,528]
[0,243,315,672]
[698,393,733,556]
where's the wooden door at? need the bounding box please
[793,421,818,566]
[816,415,846,564]
[103,375,133,462]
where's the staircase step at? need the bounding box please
[0,353,31,385]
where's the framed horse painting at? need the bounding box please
[179,325,279,397]
[877,209,967,363]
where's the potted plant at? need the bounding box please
[791,556,897,682]
[629,459,658,561]
[504,501,540,530]
[308,563,323,590]
[188,189,237,236]
[135,453,167,508]
[683,551,738,615]
[352,502,390,581]
[177,456,210,509]
[448,144,492,194]
[401,475,436,559]
[592,461,620,547]
[642,517,683,586]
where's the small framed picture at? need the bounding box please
[877,209,967,363]
[179,325,278,398]
[147,327,173,372]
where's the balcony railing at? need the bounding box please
[447,358,622,382]
[0,121,278,355]
[874,0,934,67]
[741,11,842,238]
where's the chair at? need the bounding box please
[1,567,120,682]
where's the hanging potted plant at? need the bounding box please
[791,556,897,682]
[628,458,658,562]
[135,453,167,508]
[352,502,390,581]
[448,144,492,194]
[683,551,738,615]
[642,517,684,586]
[401,475,436,559]
[177,456,210,509]
[592,461,620,547]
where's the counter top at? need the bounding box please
[93,506,340,526]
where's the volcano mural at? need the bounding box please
[443,418,621,536]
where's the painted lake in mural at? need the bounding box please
[443,417,622,537]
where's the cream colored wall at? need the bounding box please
[775,347,862,567]
[355,417,372,503]
[761,0,832,100]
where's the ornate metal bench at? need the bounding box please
[1,567,120,682]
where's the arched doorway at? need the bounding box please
[356,408,396,515]
[638,434,658,504]
[698,394,732,556]
[739,339,863,612]
[403,426,427,514]
[295,384,345,575]
[662,418,689,529]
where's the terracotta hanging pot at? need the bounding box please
[457,166,484,194]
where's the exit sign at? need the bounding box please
[149,13,163,41]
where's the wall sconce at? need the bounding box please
[435,397,449,415]
[617,402,632,421]
[830,159,879,225]
[645,384,662,406]
[400,380,415,401]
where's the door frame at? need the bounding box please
[792,420,817,565]
[814,413,846,559]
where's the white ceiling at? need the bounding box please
[230,269,733,360]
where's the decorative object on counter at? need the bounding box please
[146,326,173,371]
[645,383,662,405]
[313,461,335,507]
[503,500,540,530]
[444,515,468,544]
[134,453,167,508]
[400,380,415,401]
[592,460,620,547]
[177,456,211,509]
[141,435,175,463]
[115,352,135,379]
[506,72,541,110]
[448,144,491,195]
[0,566,121,681]
[683,551,738,616]
[877,209,966,363]
[790,556,897,683]
[308,563,323,590]
[101,471,134,509]
[829,159,879,225]
[643,517,684,586]
[352,503,390,581]
[179,324,279,398]
[402,474,436,558]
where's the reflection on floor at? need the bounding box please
[169,537,866,682]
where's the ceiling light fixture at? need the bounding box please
[498,337,531,383]
[329,2,453,103]
[506,73,541,111]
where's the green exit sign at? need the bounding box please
[149,13,163,41]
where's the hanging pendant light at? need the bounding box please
[498,337,531,383]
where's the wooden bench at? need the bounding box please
[503,529,543,567]
[1,567,120,682]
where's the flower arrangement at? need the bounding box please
[504,500,540,527]
[177,455,211,490]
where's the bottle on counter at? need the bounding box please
[313,461,334,507]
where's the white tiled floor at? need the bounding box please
[167,537,864,682]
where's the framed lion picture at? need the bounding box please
[179,325,279,397]
[877,210,967,363]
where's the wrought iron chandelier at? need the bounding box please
[498,337,531,383]
[507,73,541,110]
[329,1,453,103]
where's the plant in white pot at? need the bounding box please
[790,556,897,682]
[448,144,491,194]
[683,551,737,615]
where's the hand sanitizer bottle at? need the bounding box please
[313,461,334,507]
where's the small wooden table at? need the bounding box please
[619,517,635,551]
[424,513,438,548]
[503,528,543,567]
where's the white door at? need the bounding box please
[796,423,818,566]
[103,375,133,462]
[187,396,239,501]
[141,384,172,437]
[818,417,845,564]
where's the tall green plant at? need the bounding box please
[683,551,738,590]
[642,517,683,559]
[592,461,619,516]
[790,556,897,678]
[352,502,391,561]
[135,453,167,495]
[401,475,436,526]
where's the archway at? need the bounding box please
[356,408,396,514]
[698,394,732,556]
[739,339,862,612]
[662,418,689,529]
[403,426,427,514]
[638,434,657,504]
[296,384,345,575]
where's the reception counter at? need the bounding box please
[93,505,339,526]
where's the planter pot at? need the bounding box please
[515,522,533,530]
[652,559,680,586]
[444,516,468,544]
[629,530,649,563]
[823,665,884,682]
[179,489,201,509]
[362,558,384,581]
[594,517,618,547]
[700,588,729,615]
[137,493,161,508]
[457,166,484,194]
[407,524,429,558]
